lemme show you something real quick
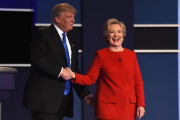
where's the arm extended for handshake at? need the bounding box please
[61,67,94,106]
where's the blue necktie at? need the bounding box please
[62,33,71,95]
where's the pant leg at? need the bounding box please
[31,93,70,120]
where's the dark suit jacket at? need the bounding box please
[22,24,90,118]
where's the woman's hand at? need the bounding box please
[137,106,145,120]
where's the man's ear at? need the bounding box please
[55,17,60,23]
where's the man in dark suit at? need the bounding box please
[22,3,93,120]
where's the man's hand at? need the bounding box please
[84,94,94,106]
[61,68,73,80]
[66,67,75,79]
[137,106,145,120]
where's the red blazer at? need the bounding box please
[72,48,145,120]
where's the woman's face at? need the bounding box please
[107,24,124,48]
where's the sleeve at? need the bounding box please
[30,29,62,78]
[72,84,91,100]
[72,52,101,86]
[134,52,145,107]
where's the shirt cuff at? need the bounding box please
[58,67,63,78]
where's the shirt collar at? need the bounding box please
[53,24,66,37]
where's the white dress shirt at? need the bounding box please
[53,24,72,77]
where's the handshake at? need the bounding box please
[60,67,95,106]
[60,67,76,80]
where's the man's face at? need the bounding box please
[57,12,75,32]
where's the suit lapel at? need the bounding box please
[67,34,75,67]
[49,24,67,61]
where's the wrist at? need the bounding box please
[72,72,76,79]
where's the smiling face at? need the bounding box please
[56,11,75,32]
[107,24,124,48]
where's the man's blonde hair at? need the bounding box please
[51,3,77,23]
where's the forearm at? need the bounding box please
[30,29,62,78]
[31,55,62,78]
[135,80,145,107]
[73,83,91,100]
[72,73,96,86]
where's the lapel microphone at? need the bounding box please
[119,58,122,61]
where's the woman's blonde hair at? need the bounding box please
[103,19,126,44]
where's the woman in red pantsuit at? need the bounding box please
[66,19,145,120]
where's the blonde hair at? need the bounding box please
[51,3,77,23]
[103,19,126,44]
